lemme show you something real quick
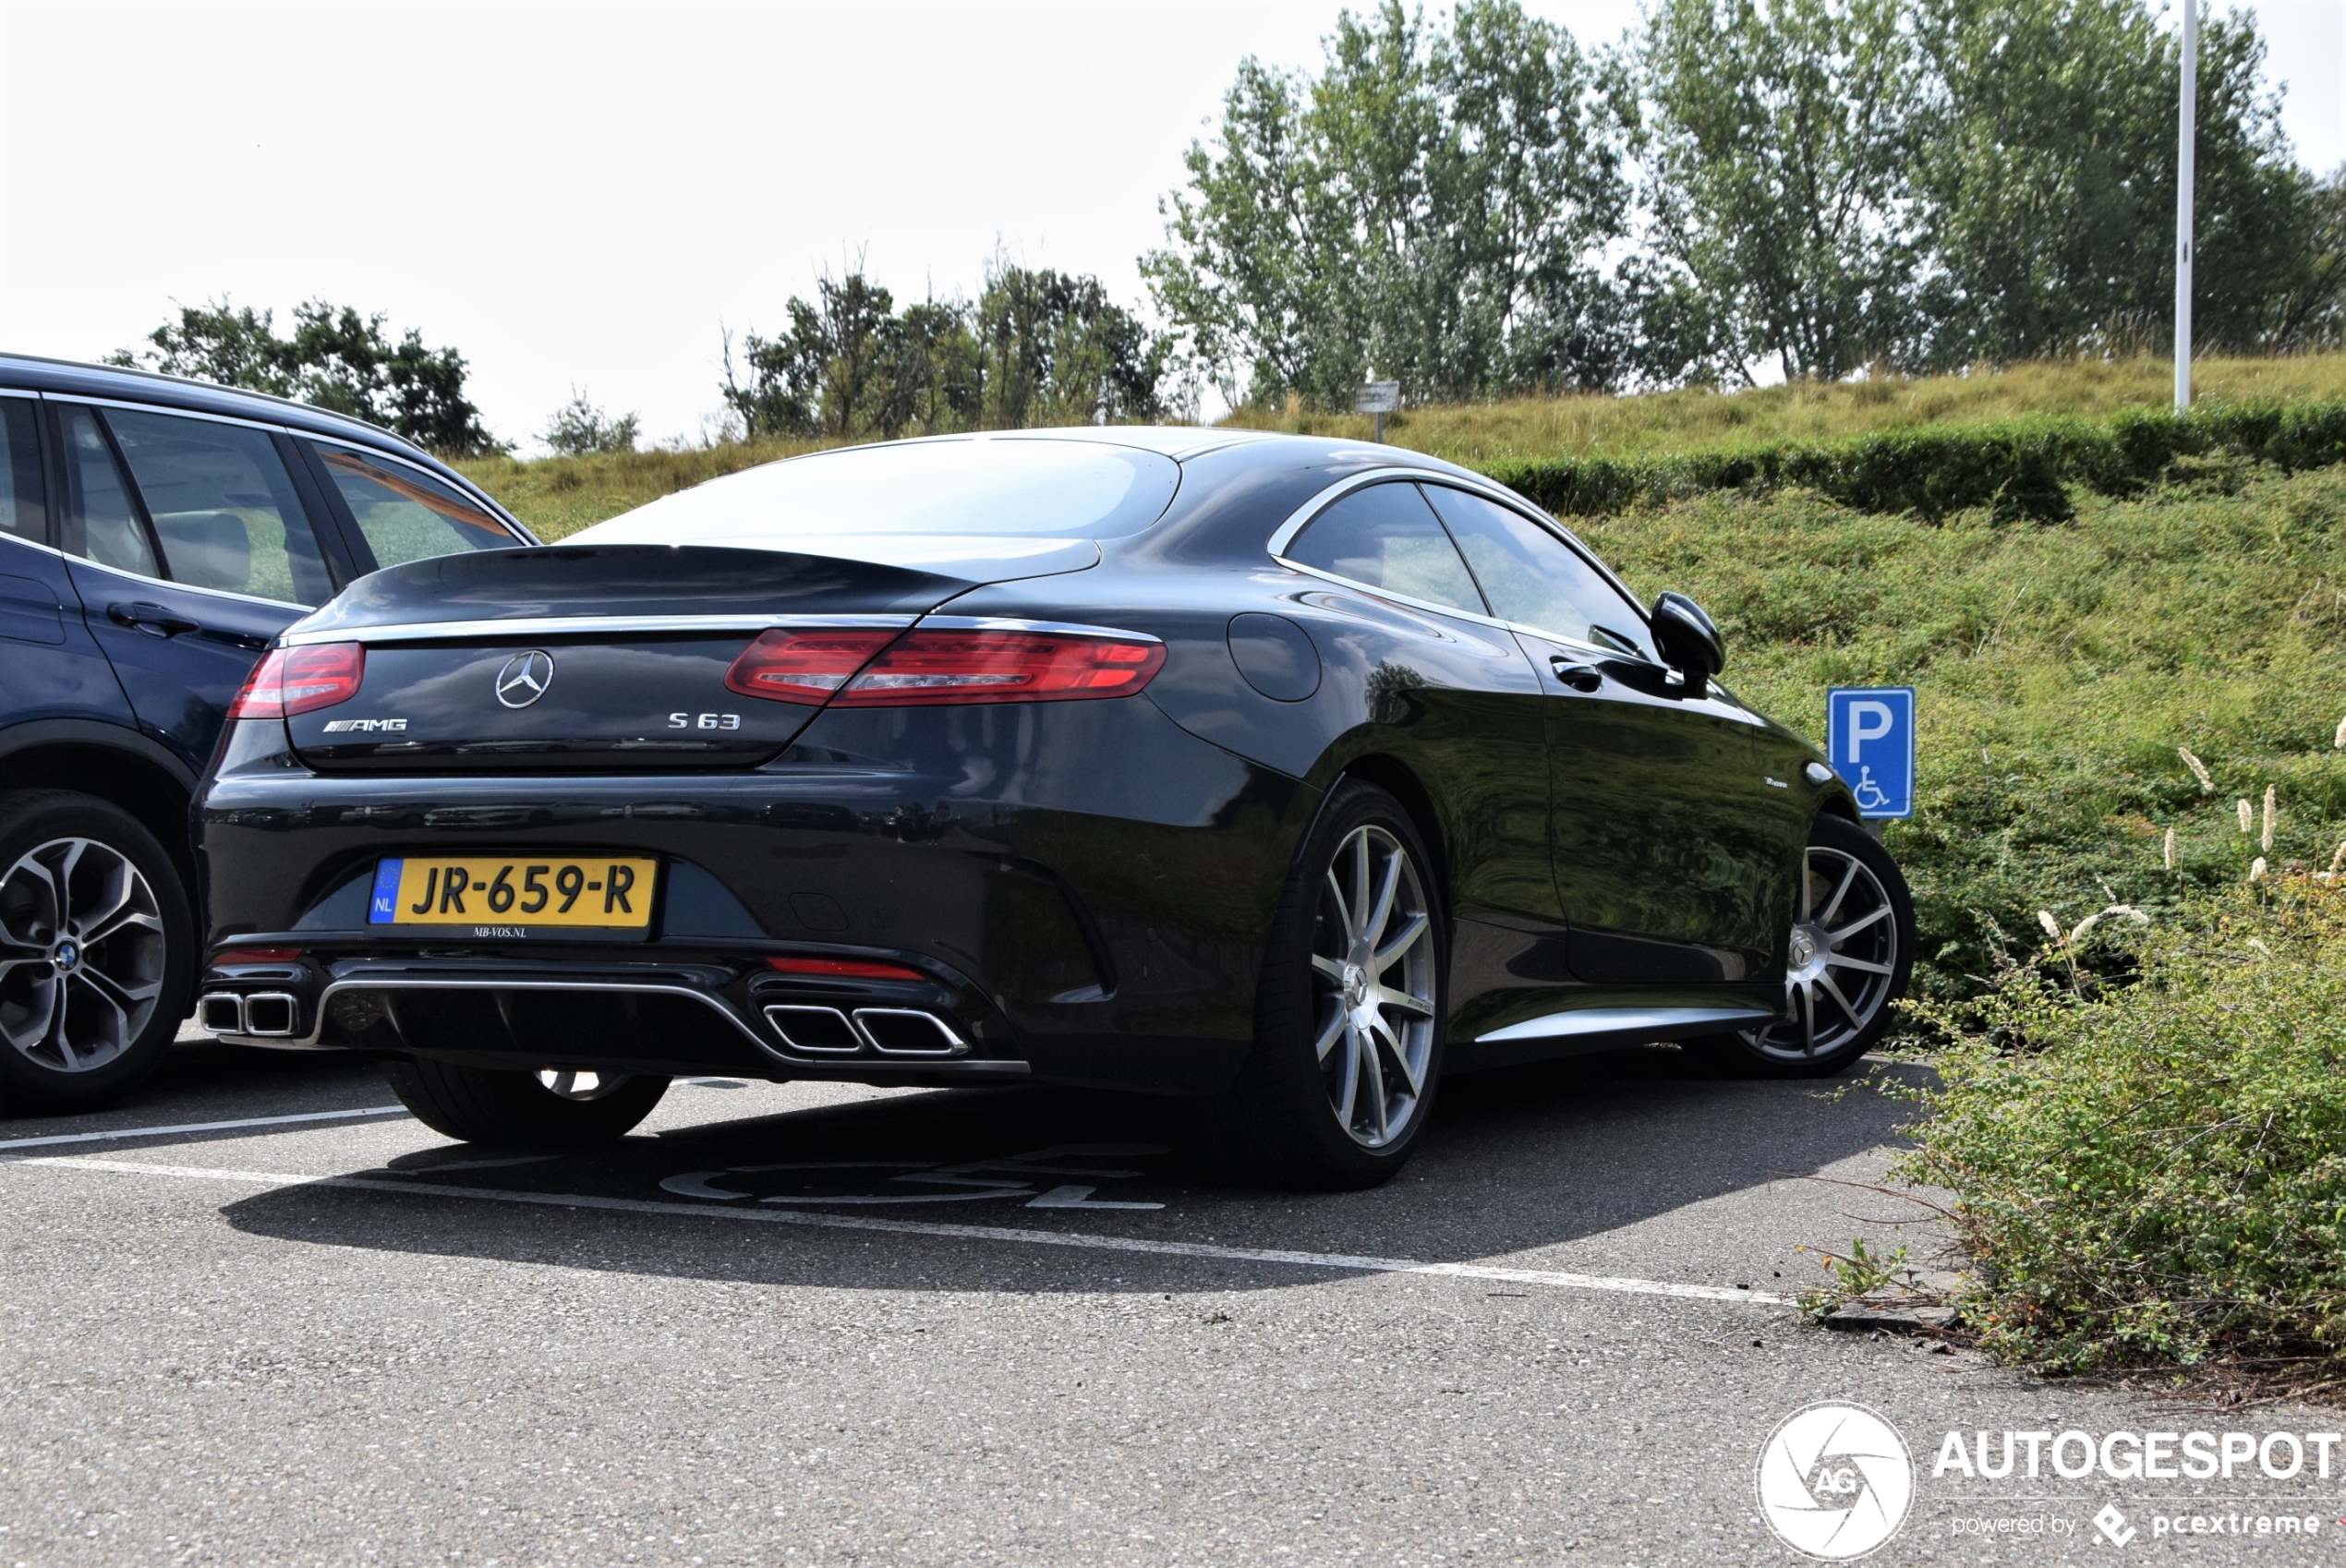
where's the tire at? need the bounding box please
[383,1058,670,1149]
[1699,814,1915,1078]
[0,789,191,1115]
[1203,779,1448,1189]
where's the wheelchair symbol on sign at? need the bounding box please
[658,1143,1169,1211]
[1850,768,1892,811]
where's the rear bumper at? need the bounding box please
[195,697,1314,1093]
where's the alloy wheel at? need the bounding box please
[0,838,167,1073]
[1310,825,1436,1148]
[1742,843,1899,1062]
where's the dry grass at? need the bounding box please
[1221,354,2346,465]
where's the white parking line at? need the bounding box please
[0,1105,409,1154]
[22,1155,1792,1308]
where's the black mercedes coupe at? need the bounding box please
[195,428,1913,1187]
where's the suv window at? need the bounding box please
[1285,482,1486,617]
[0,399,44,544]
[1422,485,1652,657]
[58,405,159,578]
[104,409,333,607]
[314,446,516,570]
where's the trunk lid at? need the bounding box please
[279,540,1094,772]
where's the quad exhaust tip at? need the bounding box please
[200,992,299,1038]
[762,1004,967,1057]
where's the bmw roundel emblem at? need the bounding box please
[494,650,555,708]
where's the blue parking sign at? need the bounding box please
[1826,687,1916,819]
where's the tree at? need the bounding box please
[1143,0,1635,407]
[1641,0,1929,383]
[1916,0,2328,364]
[113,298,501,454]
[540,389,639,456]
[720,265,1171,441]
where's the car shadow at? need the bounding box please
[213,1044,1930,1296]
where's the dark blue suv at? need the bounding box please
[0,355,533,1113]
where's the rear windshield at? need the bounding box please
[568,436,1182,545]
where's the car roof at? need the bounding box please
[0,351,420,454]
[878,424,1489,483]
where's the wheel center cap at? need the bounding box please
[51,939,80,974]
[1341,962,1365,1002]
[1787,927,1820,972]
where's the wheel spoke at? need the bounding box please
[1825,954,1893,977]
[1323,870,1353,943]
[1373,911,1428,971]
[1311,953,1347,982]
[1335,1026,1362,1127]
[1360,1028,1389,1141]
[77,963,159,1011]
[1827,904,1891,944]
[67,857,135,943]
[1371,983,1433,1018]
[1349,832,1373,939]
[1799,982,1817,1055]
[1818,857,1861,926]
[1370,1015,1422,1096]
[44,976,76,1066]
[1363,851,1401,949]
[546,1070,579,1097]
[1312,1004,1347,1062]
[1815,971,1865,1028]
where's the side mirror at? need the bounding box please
[1651,592,1724,685]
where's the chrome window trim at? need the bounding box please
[1266,466,1657,657]
[45,540,314,613]
[302,433,536,545]
[43,392,299,438]
[280,611,920,646]
[0,388,36,401]
[915,615,1164,644]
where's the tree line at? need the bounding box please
[1149,0,2345,407]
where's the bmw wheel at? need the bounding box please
[0,790,191,1114]
[1208,780,1447,1188]
[1711,814,1914,1077]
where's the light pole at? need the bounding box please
[2174,0,2196,412]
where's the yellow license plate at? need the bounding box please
[368,855,658,931]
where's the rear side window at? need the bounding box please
[1421,485,1652,657]
[1285,482,1486,617]
[58,405,159,578]
[315,446,516,570]
[104,409,333,606]
[0,399,44,544]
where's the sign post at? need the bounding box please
[2175,0,2196,411]
[1826,687,1916,822]
[1356,380,1399,443]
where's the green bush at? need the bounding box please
[1901,882,2346,1377]
[1481,399,2346,524]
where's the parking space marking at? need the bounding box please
[23,1155,1793,1307]
[0,1104,410,1155]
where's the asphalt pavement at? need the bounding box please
[1,1035,2337,1566]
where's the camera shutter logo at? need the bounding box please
[494,650,555,709]
[1756,1403,1914,1559]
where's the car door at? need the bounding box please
[0,392,135,730]
[1421,482,1791,984]
[51,402,342,778]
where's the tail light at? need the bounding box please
[766,955,929,982]
[725,627,1165,707]
[723,628,898,705]
[228,643,365,718]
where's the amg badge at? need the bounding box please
[320,718,408,733]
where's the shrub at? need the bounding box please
[1481,399,2346,524]
[1900,880,2346,1379]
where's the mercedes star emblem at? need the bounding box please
[494,650,555,708]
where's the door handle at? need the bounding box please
[107,600,200,638]
[1549,657,1603,693]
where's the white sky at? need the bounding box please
[2,0,2339,452]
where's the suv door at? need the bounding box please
[51,403,343,777]
[1422,482,1796,984]
[0,392,137,730]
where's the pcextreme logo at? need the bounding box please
[1757,1402,1916,1560]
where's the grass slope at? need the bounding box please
[1222,353,2346,464]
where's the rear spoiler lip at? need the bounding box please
[279,612,916,648]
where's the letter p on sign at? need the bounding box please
[1826,687,1916,819]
